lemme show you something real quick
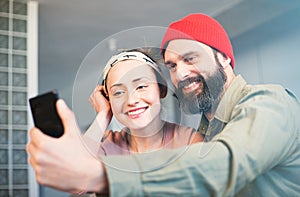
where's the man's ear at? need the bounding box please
[216,52,231,68]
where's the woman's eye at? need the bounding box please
[112,90,124,96]
[137,84,148,90]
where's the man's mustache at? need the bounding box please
[177,76,205,90]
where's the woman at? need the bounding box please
[85,48,203,155]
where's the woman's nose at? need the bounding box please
[127,90,140,106]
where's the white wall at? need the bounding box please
[233,7,300,98]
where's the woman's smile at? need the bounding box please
[127,106,149,119]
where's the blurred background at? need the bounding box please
[1,0,300,196]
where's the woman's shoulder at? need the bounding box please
[163,121,203,145]
[164,121,195,133]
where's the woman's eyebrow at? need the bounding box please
[109,76,152,90]
[109,78,142,89]
[109,83,123,90]
[132,77,142,83]
[132,76,155,84]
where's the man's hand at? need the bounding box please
[26,99,108,193]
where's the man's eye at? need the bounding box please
[167,63,176,71]
[184,56,197,64]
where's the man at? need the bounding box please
[27,14,300,196]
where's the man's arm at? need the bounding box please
[101,141,231,196]
[100,87,299,196]
[26,100,108,194]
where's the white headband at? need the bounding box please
[102,51,159,83]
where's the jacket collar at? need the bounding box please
[214,75,247,123]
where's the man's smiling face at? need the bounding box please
[164,39,227,114]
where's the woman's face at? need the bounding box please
[106,60,162,131]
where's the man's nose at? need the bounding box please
[176,62,191,81]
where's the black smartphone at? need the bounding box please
[29,90,64,138]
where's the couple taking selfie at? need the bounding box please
[27,13,300,196]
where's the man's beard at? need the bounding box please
[176,65,227,114]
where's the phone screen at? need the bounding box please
[29,90,64,138]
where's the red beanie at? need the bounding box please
[161,13,235,68]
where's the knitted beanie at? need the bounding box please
[161,13,235,68]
